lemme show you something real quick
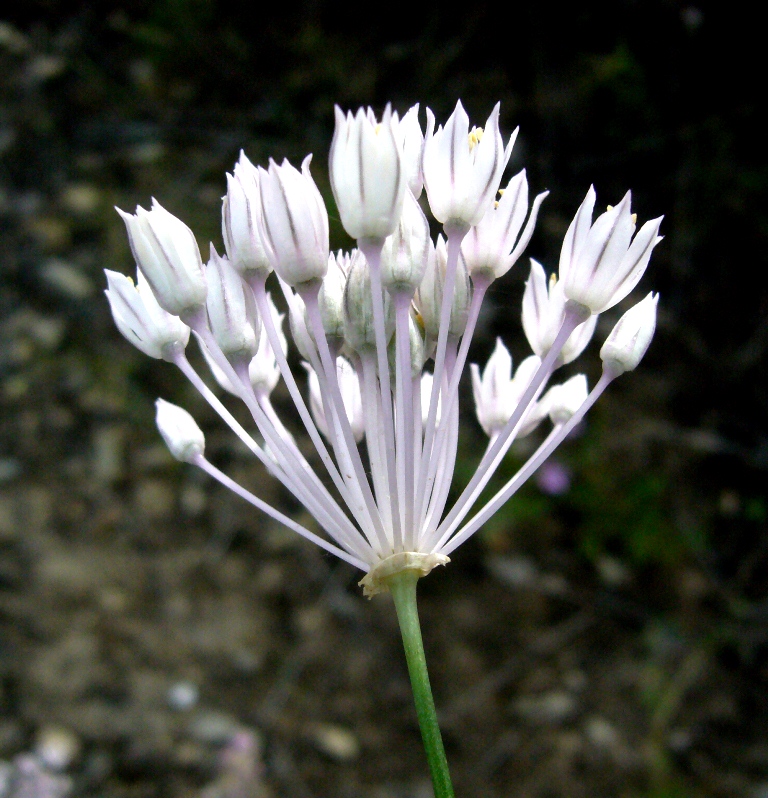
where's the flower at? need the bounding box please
[204,245,258,360]
[600,292,659,374]
[116,200,206,317]
[470,339,545,439]
[393,104,425,198]
[222,151,272,280]
[105,268,190,360]
[559,187,663,314]
[522,259,597,364]
[108,100,662,592]
[306,357,365,443]
[258,156,329,286]
[330,105,406,241]
[155,399,205,463]
[422,100,516,229]
[461,170,549,282]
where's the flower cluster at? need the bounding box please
[107,100,663,594]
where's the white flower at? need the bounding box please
[318,250,349,346]
[204,245,258,359]
[420,372,441,427]
[116,200,206,317]
[600,292,659,374]
[380,190,431,293]
[542,374,589,425]
[222,151,272,280]
[343,249,394,353]
[249,292,287,395]
[559,186,663,314]
[155,399,205,463]
[393,104,425,198]
[522,259,597,364]
[416,235,472,349]
[461,170,548,281]
[422,100,516,229]
[330,105,405,240]
[105,268,190,360]
[306,357,365,442]
[470,340,543,439]
[258,156,329,286]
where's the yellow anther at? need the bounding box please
[548,273,557,290]
[494,200,500,209]
[468,126,484,151]
[374,123,383,135]
[631,213,637,224]
[607,204,614,212]
[498,188,505,196]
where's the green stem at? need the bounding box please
[388,569,454,798]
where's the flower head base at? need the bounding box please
[108,100,662,589]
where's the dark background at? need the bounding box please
[1,2,766,796]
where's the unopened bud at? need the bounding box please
[155,399,205,463]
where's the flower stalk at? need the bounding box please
[387,569,454,798]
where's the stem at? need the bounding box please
[388,570,454,798]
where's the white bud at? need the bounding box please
[204,245,258,360]
[420,372,442,427]
[461,170,548,281]
[258,156,329,286]
[222,151,272,280]
[306,358,364,442]
[249,292,287,395]
[543,374,589,425]
[388,308,426,381]
[105,268,190,360]
[422,101,516,228]
[393,104,425,198]
[559,187,663,314]
[470,340,543,439]
[600,292,659,374]
[380,190,431,294]
[117,200,206,317]
[522,259,597,365]
[330,105,405,240]
[155,399,205,463]
[415,235,472,353]
[343,249,394,354]
[319,250,349,346]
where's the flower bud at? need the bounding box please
[416,235,472,353]
[543,374,588,425]
[249,292,287,395]
[105,268,190,360]
[522,259,597,365]
[155,398,205,463]
[422,101,516,228]
[461,170,548,281]
[306,358,364,442]
[343,249,394,354]
[117,200,206,317]
[222,151,272,280]
[258,156,329,286]
[330,105,406,240]
[470,340,543,439]
[318,250,349,347]
[600,292,659,374]
[204,245,258,360]
[393,104,425,198]
[420,372,441,427]
[559,187,664,314]
[388,308,426,381]
[287,292,316,362]
[380,190,431,294]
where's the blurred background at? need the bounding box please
[0,1,766,796]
